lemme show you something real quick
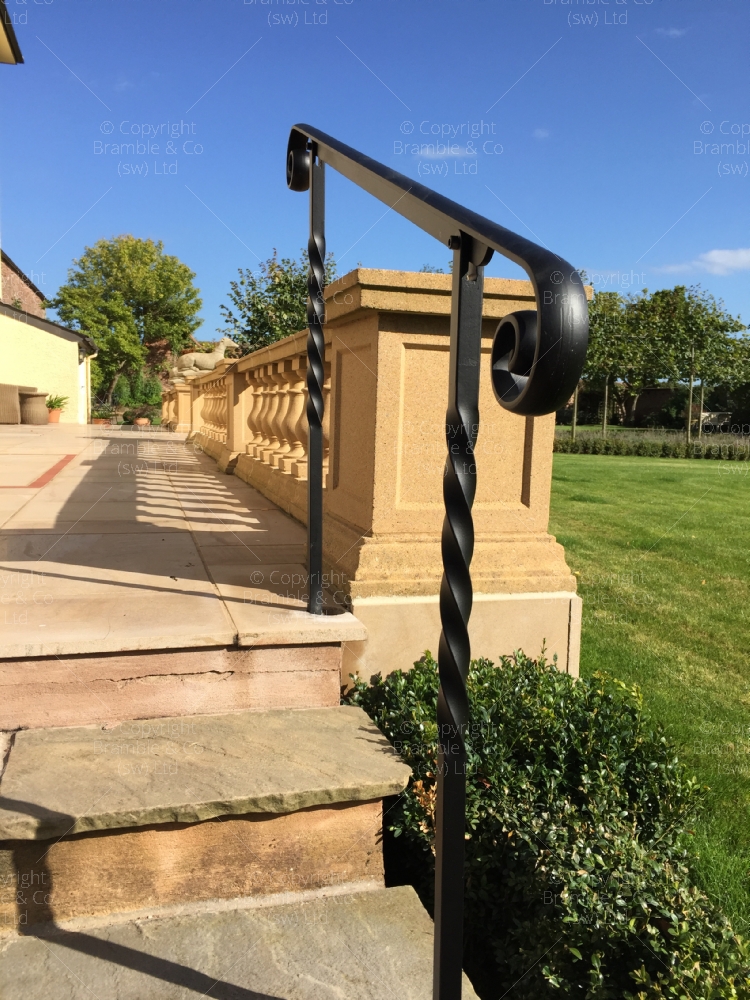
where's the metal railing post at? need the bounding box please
[306,148,326,614]
[433,234,490,999]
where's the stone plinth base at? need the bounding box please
[235,450,307,523]
[343,591,582,685]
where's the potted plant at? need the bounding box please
[91,405,113,426]
[46,395,69,423]
[122,405,159,428]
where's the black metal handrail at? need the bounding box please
[287,123,588,1000]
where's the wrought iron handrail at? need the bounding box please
[286,123,588,1000]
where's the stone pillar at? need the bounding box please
[219,365,247,473]
[166,383,194,433]
[230,269,586,682]
[318,270,583,681]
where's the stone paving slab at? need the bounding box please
[0,886,479,1000]
[0,428,365,658]
[0,706,410,839]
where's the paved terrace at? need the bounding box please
[0,425,360,662]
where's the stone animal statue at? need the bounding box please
[172,336,238,377]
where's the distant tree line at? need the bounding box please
[565,284,750,438]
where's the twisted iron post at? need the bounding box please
[306,150,326,615]
[287,137,326,615]
[433,234,491,1000]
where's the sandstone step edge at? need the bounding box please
[0,705,411,840]
[0,609,367,662]
[0,878,385,940]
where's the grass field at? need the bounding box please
[549,454,750,932]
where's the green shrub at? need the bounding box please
[347,652,750,999]
[115,370,163,408]
[553,434,750,461]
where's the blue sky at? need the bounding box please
[1,0,748,336]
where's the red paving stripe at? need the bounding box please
[0,454,77,489]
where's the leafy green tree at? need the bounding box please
[582,286,746,436]
[113,369,163,408]
[637,286,745,439]
[47,235,202,402]
[220,248,336,354]
[583,291,629,435]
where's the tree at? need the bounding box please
[618,289,682,423]
[581,286,746,436]
[639,286,745,440]
[47,235,202,402]
[583,291,629,436]
[220,249,336,355]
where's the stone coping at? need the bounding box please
[0,706,411,840]
[184,267,592,383]
[0,885,479,999]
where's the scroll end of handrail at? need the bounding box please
[287,127,311,191]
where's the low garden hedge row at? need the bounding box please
[554,436,750,460]
[347,652,750,999]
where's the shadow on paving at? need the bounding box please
[23,930,285,1000]
[0,429,316,609]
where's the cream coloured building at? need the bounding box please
[0,254,96,424]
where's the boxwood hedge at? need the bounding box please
[347,652,750,999]
[554,436,750,460]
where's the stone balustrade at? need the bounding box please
[198,372,229,446]
[162,269,589,682]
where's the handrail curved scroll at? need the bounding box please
[286,124,588,1000]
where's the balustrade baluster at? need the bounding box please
[282,357,307,475]
[291,373,309,481]
[272,361,294,468]
[322,368,331,486]
[261,365,285,465]
[253,365,275,459]
[245,369,265,452]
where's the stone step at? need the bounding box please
[0,706,410,930]
[0,885,479,999]
[0,429,366,730]
[0,641,348,731]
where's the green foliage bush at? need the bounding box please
[114,369,163,407]
[220,248,337,354]
[347,652,750,998]
[554,435,750,461]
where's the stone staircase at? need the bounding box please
[0,702,478,997]
[0,426,479,998]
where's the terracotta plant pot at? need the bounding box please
[133,417,151,427]
[91,418,110,425]
[47,409,62,423]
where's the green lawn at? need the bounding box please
[549,454,750,933]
